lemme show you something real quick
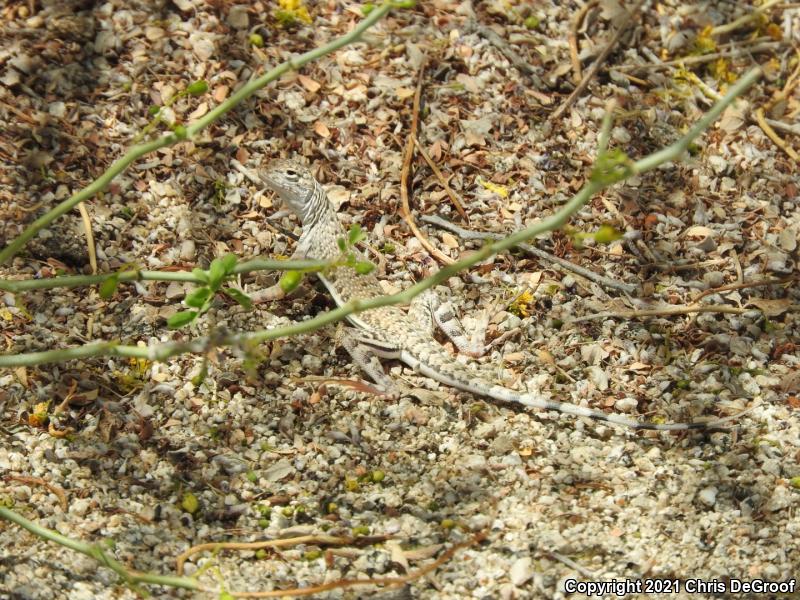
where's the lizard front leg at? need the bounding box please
[250,248,308,304]
[409,289,488,358]
[337,327,403,397]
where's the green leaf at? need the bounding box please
[148,105,161,116]
[208,258,227,288]
[354,261,375,275]
[180,491,200,514]
[361,2,375,15]
[222,287,253,310]
[279,271,303,293]
[590,148,633,185]
[524,15,540,29]
[347,223,365,247]
[220,253,238,274]
[191,359,208,386]
[186,80,208,96]
[173,124,187,139]
[249,33,264,47]
[184,286,212,308]
[99,275,119,300]
[593,224,623,244]
[167,310,198,329]
[337,237,347,253]
[192,268,209,283]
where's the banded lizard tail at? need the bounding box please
[259,159,733,433]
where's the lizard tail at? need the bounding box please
[407,354,744,432]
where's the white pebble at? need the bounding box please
[698,486,717,506]
[509,556,534,586]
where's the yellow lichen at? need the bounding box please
[275,0,312,26]
[476,175,509,198]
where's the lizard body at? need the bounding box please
[259,159,731,432]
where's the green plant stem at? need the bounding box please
[0,66,761,369]
[0,258,330,293]
[0,507,203,592]
[0,1,394,268]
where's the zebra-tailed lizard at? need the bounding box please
[258,159,733,432]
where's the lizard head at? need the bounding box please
[259,159,317,219]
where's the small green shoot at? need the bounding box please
[168,254,249,329]
[135,79,209,142]
[99,275,119,300]
[592,224,623,244]
[98,264,140,300]
[333,224,376,277]
[186,80,208,96]
[279,270,303,293]
[590,149,634,185]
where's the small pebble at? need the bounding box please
[698,486,717,507]
[509,556,534,586]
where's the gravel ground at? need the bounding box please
[1,1,799,599]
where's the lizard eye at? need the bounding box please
[285,169,297,177]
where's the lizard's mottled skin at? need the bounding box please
[259,159,730,432]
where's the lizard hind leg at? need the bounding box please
[409,289,488,358]
[338,328,403,398]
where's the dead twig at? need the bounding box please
[753,53,800,161]
[710,0,783,37]
[177,531,485,598]
[568,0,600,84]
[6,475,68,511]
[177,534,391,575]
[692,276,797,303]
[567,304,748,324]
[228,533,485,598]
[76,202,97,274]
[547,551,597,578]
[549,0,644,123]
[755,107,800,160]
[764,118,800,136]
[472,23,537,78]
[421,214,639,295]
[400,62,455,266]
[616,40,784,71]
[412,136,469,222]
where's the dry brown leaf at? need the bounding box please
[627,362,651,371]
[504,352,526,363]
[747,298,792,317]
[429,139,443,161]
[188,101,208,120]
[396,86,415,99]
[781,371,800,393]
[385,540,409,570]
[213,85,229,103]
[465,131,485,146]
[403,544,443,561]
[298,74,321,93]
[14,366,28,387]
[684,225,715,237]
[718,100,749,134]
[314,121,331,138]
[441,232,459,249]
